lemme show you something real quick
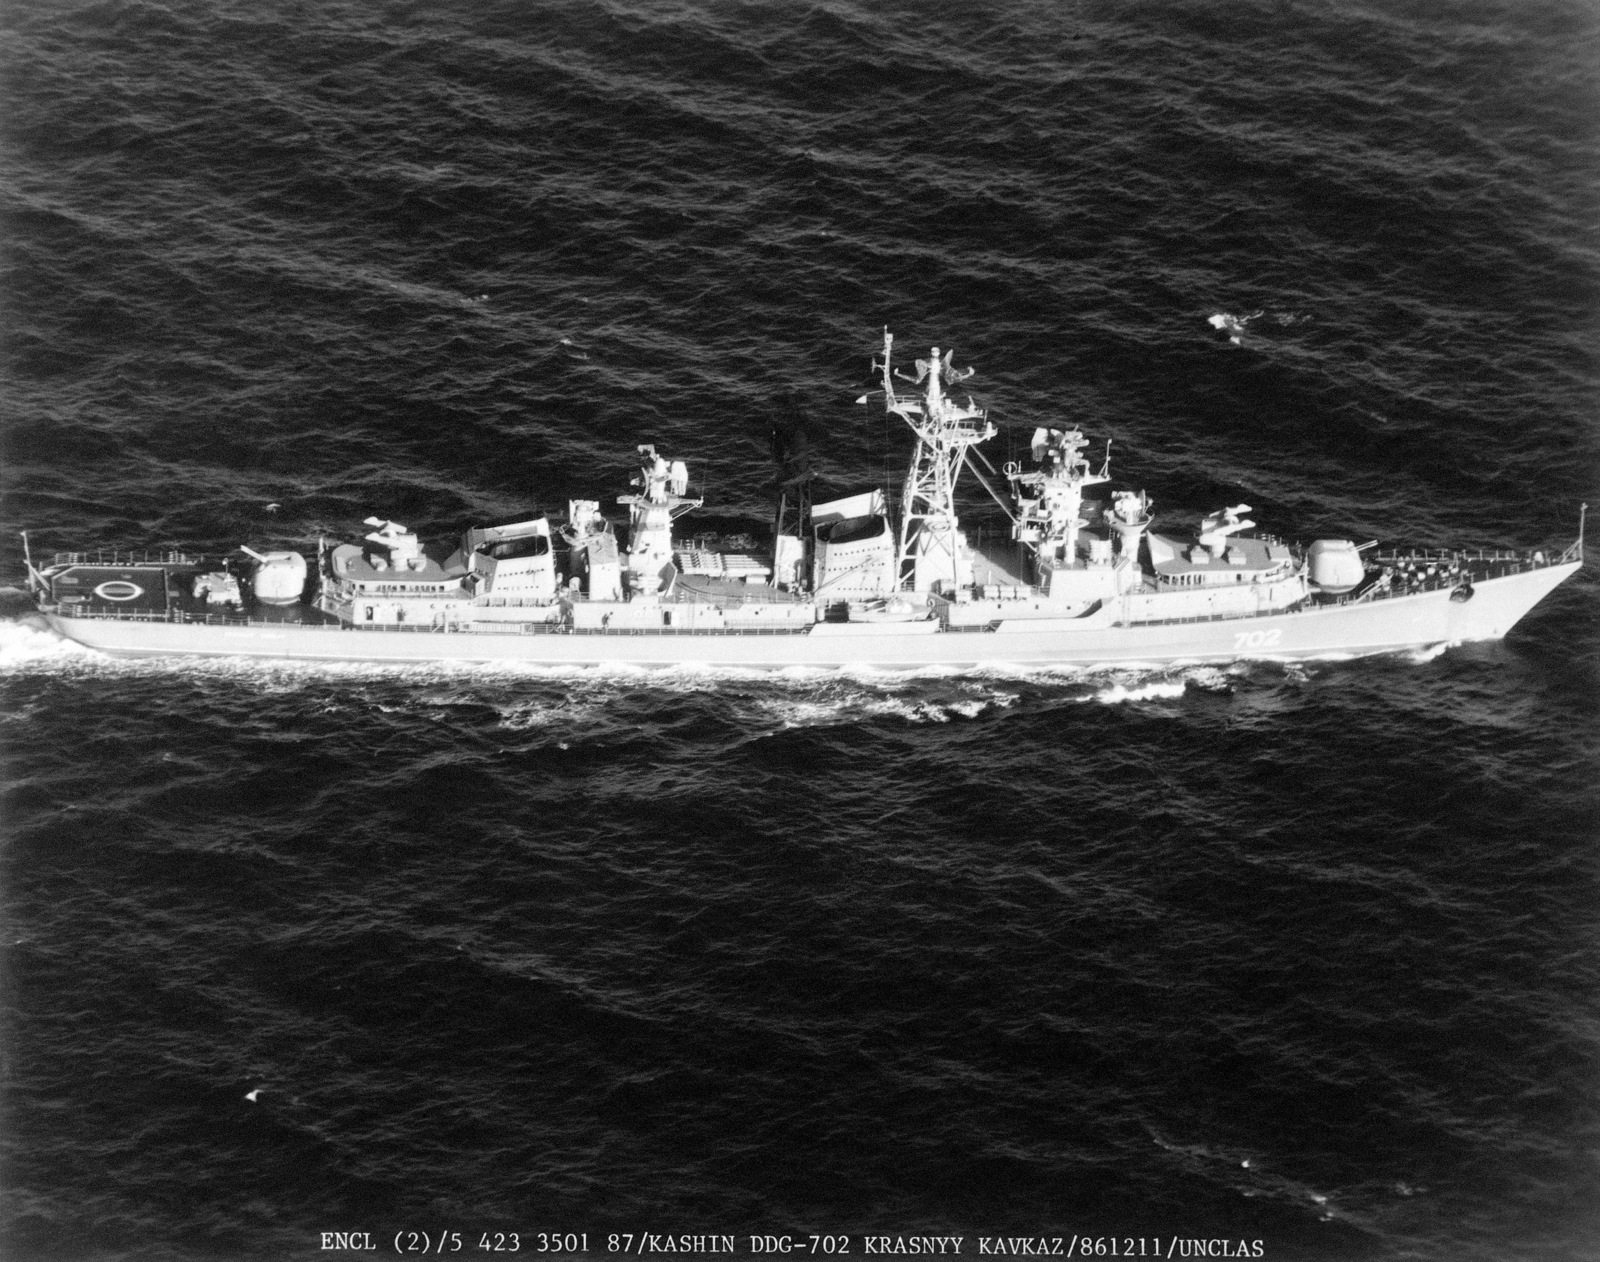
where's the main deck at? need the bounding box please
[40,551,1580,668]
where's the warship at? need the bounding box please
[23,332,1584,668]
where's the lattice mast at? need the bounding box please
[873,329,996,593]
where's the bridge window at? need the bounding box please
[481,535,550,560]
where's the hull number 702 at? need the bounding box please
[1233,628,1283,651]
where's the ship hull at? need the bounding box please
[42,561,1579,668]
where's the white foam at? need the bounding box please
[1403,641,1452,664]
[892,700,951,723]
[1185,666,1236,692]
[1092,679,1188,704]
[1208,309,1269,345]
[496,700,600,731]
[755,698,852,728]
[0,619,96,669]
[749,682,1026,729]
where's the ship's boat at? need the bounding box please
[22,332,1584,667]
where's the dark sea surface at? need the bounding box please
[3,1,1599,1259]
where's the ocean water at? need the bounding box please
[2,1,1598,1259]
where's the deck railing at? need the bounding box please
[46,606,811,637]
[50,550,203,567]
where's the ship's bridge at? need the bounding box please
[324,518,468,609]
[1146,532,1295,587]
[327,544,461,594]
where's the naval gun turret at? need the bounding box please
[240,546,307,604]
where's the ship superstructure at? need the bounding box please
[23,332,1584,667]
